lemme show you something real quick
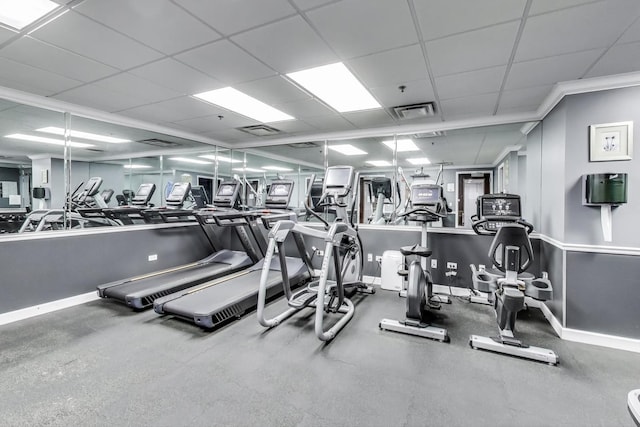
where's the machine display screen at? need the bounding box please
[325,167,352,188]
[480,196,521,217]
[137,185,152,197]
[411,184,440,206]
[167,182,190,203]
[269,182,291,197]
[217,184,236,197]
[371,177,391,199]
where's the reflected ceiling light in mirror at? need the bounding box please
[286,63,381,112]
[365,160,392,167]
[193,87,294,123]
[0,0,59,30]
[406,157,431,165]
[328,144,367,156]
[198,154,242,163]
[232,167,265,173]
[4,133,93,148]
[168,157,212,165]
[262,166,293,171]
[36,127,131,143]
[123,164,152,169]
[382,139,418,152]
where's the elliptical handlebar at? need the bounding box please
[400,205,446,220]
[304,173,330,229]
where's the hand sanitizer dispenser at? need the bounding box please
[582,173,628,242]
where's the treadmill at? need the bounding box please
[153,179,310,329]
[97,180,260,309]
[102,183,156,225]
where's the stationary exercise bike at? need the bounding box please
[379,183,449,342]
[469,193,558,364]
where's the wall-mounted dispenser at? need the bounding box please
[32,187,51,210]
[582,173,628,242]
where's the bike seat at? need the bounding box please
[400,244,432,258]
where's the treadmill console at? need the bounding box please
[131,183,156,206]
[213,180,241,209]
[264,180,294,209]
[323,165,354,198]
[190,186,210,209]
[166,182,191,207]
[411,183,442,208]
[77,176,103,203]
[476,193,522,231]
[371,177,392,199]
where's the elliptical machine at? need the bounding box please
[379,183,449,342]
[469,193,558,364]
[256,165,375,342]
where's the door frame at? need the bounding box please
[455,171,493,228]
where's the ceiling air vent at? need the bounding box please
[414,131,445,138]
[286,141,319,149]
[237,124,282,137]
[392,102,436,120]
[137,139,181,148]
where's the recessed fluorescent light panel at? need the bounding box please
[328,144,367,156]
[366,160,392,167]
[232,167,265,173]
[168,157,211,165]
[198,154,242,163]
[123,164,152,169]
[193,87,294,123]
[0,0,59,30]
[37,127,131,143]
[382,139,419,152]
[406,157,431,165]
[4,133,93,148]
[287,62,381,113]
[262,166,293,172]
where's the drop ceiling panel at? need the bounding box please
[436,66,506,100]
[0,36,118,83]
[32,12,163,70]
[0,58,82,96]
[0,27,16,44]
[347,45,428,88]
[200,128,249,143]
[146,96,225,122]
[291,0,336,11]
[175,39,276,85]
[175,0,296,36]
[342,110,396,129]
[585,41,640,78]
[515,1,640,62]
[498,85,552,110]
[369,80,435,108]
[235,76,311,106]
[303,115,357,132]
[53,84,151,112]
[529,0,600,16]
[619,18,640,44]
[231,16,337,73]
[414,0,526,41]
[172,114,258,133]
[117,103,186,124]
[91,73,182,107]
[75,0,220,55]
[266,120,316,134]
[275,98,334,119]
[506,48,604,90]
[440,93,499,119]
[307,0,417,59]
[427,22,519,77]
[128,58,222,95]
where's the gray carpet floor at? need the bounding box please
[0,287,638,426]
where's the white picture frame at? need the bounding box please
[589,121,633,162]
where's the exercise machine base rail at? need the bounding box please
[379,318,449,342]
[469,334,559,365]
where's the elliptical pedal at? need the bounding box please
[288,289,317,309]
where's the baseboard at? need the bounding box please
[363,275,381,286]
[0,291,100,326]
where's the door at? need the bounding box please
[457,172,492,227]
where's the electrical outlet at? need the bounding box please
[148,254,158,261]
[447,262,457,269]
[367,253,373,262]
[431,259,437,268]
[316,249,324,257]
[375,255,382,263]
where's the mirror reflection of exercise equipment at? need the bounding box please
[469,193,558,365]
[379,183,450,342]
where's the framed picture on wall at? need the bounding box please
[589,121,633,162]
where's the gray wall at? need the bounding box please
[525,123,542,229]
[563,87,640,247]
[0,224,212,313]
